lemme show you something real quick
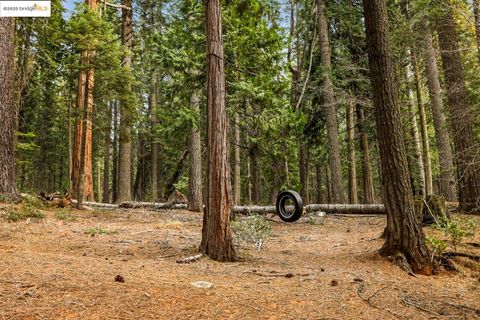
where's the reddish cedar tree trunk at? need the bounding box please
[116,0,133,203]
[363,0,433,274]
[421,19,456,201]
[188,91,203,212]
[0,18,19,201]
[437,5,480,212]
[356,105,376,204]
[71,0,98,201]
[200,0,236,261]
[317,0,346,203]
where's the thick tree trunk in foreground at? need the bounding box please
[422,19,456,201]
[317,0,345,204]
[117,0,133,203]
[188,91,203,212]
[437,7,480,212]
[201,0,236,261]
[233,112,241,205]
[356,105,376,204]
[363,0,432,274]
[0,18,19,201]
[346,100,358,204]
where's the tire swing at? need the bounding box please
[275,190,304,222]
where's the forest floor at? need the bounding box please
[0,204,479,320]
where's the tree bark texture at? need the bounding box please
[346,99,358,204]
[316,0,345,204]
[0,18,19,201]
[188,91,203,212]
[117,0,133,203]
[437,6,480,212]
[422,19,456,201]
[201,0,236,261]
[363,0,432,274]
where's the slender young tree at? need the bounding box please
[0,18,20,201]
[200,0,236,261]
[356,105,376,204]
[316,0,345,203]
[233,112,241,205]
[346,99,358,204]
[363,0,432,274]
[421,19,456,201]
[150,72,159,201]
[437,4,480,212]
[188,91,203,212]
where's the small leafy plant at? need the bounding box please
[231,214,272,251]
[425,236,448,262]
[4,205,44,222]
[433,217,476,251]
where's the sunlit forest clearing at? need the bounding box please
[1,0,480,318]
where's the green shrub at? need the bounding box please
[231,214,272,251]
[4,205,44,222]
[425,236,448,262]
[432,217,477,251]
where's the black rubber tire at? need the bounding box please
[276,190,303,222]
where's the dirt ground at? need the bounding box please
[0,207,479,320]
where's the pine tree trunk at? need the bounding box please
[188,91,203,212]
[150,72,158,201]
[422,19,456,201]
[102,104,111,203]
[117,0,133,203]
[407,63,426,196]
[317,0,345,203]
[411,50,433,196]
[437,6,480,212]
[346,99,358,204]
[315,163,325,203]
[363,0,432,274]
[246,159,252,204]
[299,143,310,203]
[201,0,236,261]
[133,137,146,201]
[112,101,119,203]
[249,146,261,204]
[233,112,241,205]
[0,18,19,201]
[71,0,97,201]
[356,105,376,204]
